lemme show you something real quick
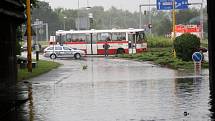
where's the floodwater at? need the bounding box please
[12,57,212,121]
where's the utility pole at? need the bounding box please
[148,0,152,34]
[172,0,176,58]
[172,0,176,40]
[139,5,142,29]
[45,23,49,41]
[89,13,93,54]
[26,0,32,72]
[63,16,67,30]
[77,0,80,30]
[200,0,204,40]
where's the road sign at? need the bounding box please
[192,52,203,62]
[157,0,188,10]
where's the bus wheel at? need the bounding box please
[74,53,81,59]
[50,54,57,59]
[117,48,125,54]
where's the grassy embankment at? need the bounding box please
[18,60,61,81]
[118,36,209,70]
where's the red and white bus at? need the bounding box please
[54,29,147,55]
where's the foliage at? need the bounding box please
[16,26,23,55]
[16,40,22,55]
[31,1,61,35]
[173,33,200,61]
[176,9,199,24]
[30,1,208,37]
[18,60,61,81]
[152,12,172,36]
[147,36,173,48]
[117,48,208,70]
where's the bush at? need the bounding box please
[16,40,22,55]
[147,36,173,48]
[173,33,200,61]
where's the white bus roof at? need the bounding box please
[56,29,145,35]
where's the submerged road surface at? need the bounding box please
[12,57,211,121]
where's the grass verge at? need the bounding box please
[117,48,208,70]
[18,60,61,81]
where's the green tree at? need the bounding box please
[31,1,61,36]
[176,8,199,24]
[174,33,200,61]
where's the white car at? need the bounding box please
[43,45,85,59]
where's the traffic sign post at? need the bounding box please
[192,52,203,63]
[192,52,203,75]
[157,0,188,10]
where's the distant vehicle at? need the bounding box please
[54,29,147,55]
[43,44,85,59]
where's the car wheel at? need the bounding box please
[50,54,57,59]
[74,53,81,59]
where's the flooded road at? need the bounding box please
[14,57,210,121]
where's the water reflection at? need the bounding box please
[174,77,210,120]
[9,58,213,121]
[210,78,215,121]
[28,84,34,121]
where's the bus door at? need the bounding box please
[135,31,147,52]
[86,33,97,54]
[128,33,136,54]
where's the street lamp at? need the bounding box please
[88,13,93,29]
[63,16,67,30]
[77,0,80,30]
[88,13,93,54]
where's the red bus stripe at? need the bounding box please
[97,49,129,55]
[96,41,128,44]
[64,42,87,44]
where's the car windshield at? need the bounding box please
[63,47,71,50]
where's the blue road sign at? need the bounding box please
[192,52,203,62]
[157,0,188,10]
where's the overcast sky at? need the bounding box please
[41,0,206,12]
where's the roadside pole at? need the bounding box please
[192,52,203,75]
[26,0,32,72]
[172,0,176,58]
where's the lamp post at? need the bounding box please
[77,0,80,30]
[86,0,92,30]
[63,16,67,30]
[89,13,93,54]
[172,0,177,58]
[148,0,152,34]
[88,13,93,29]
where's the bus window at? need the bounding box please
[86,33,97,44]
[97,33,111,42]
[66,34,72,42]
[70,33,86,42]
[136,32,146,43]
[128,34,134,42]
[56,34,66,44]
[112,32,126,41]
